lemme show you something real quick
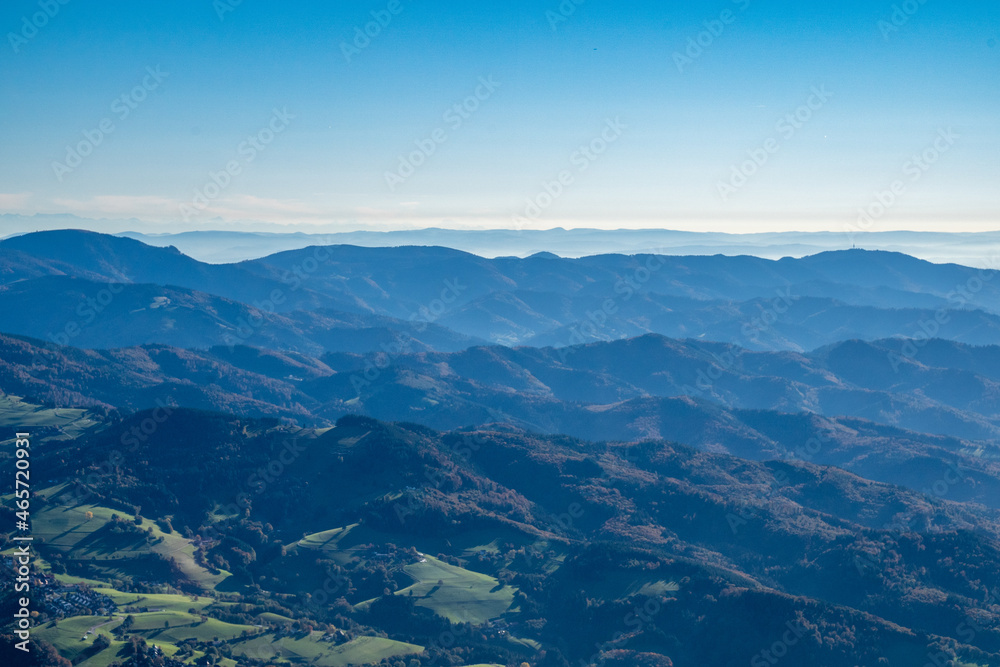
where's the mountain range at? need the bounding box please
[3,230,1000,354]
[3,229,1000,667]
[6,213,1000,266]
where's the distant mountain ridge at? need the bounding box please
[3,230,1000,353]
[5,213,1000,266]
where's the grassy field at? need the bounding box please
[33,615,121,663]
[394,554,515,625]
[31,503,142,554]
[28,498,233,589]
[257,611,296,624]
[54,573,114,587]
[231,631,423,666]
[35,586,416,666]
[90,589,221,614]
[133,613,256,643]
[292,524,361,565]
[293,525,517,625]
[571,567,680,602]
[34,610,253,666]
[293,522,543,569]
[0,394,101,441]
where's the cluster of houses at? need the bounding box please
[0,557,119,618]
[484,618,514,639]
[319,629,352,645]
[43,585,119,617]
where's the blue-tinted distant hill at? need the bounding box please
[4,214,1000,265]
[121,226,1000,267]
[0,276,482,355]
[5,230,1000,353]
[5,331,1000,509]
[0,229,364,313]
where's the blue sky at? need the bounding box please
[0,0,997,233]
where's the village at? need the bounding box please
[1,556,118,619]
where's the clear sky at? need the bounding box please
[0,0,997,233]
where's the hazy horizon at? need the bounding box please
[2,1,998,233]
[8,216,1000,268]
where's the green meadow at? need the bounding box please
[394,554,515,625]
[0,394,101,441]
[28,498,233,589]
[231,631,423,666]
